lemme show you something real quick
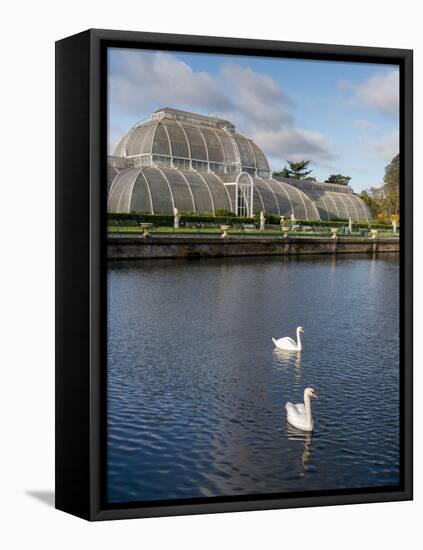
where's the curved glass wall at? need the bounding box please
[332,193,349,219]
[182,124,208,160]
[250,178,320,220]
[252,179,279,215]
[265,179,296,217]
[114,117,271,175]
[114,133,130,157]
[225,185,237,213]
[250,141,269,172]
[107,168,142,212]
[300,188,371,221]
[152,123,171,156]
[253,186,265,212]
[109,166,233,215]
[165,120,190,158]
[126,123,157,157]
[182,171,214,214]
[201,173,232,212]
[218,131,238,165]
[130,170,153,213]
[273,176,372,221]
[107,166,119,193]
[306,192,331,220]
[108,166,371,221]
[141,167,173,214]
[200,128,225,163]
[160,168,195,212]
[232,135,256,169]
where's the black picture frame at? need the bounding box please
[55,28,413,521]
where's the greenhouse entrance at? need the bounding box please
[236,174,253,217]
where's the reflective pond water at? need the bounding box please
[107,254,400,503]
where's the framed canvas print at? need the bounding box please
[55,29,413,521]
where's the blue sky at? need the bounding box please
[108,48,399,192]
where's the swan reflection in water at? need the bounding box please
[273,349,302,382]
[286,424,313,469]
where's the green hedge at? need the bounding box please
[263,216,394,230]
[302,220,394,230]
[107,213,254,226]
[107,213,395,230]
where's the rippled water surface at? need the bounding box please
[107,254,400,503]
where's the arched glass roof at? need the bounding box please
[252,178,320,220]
[108,168,320,219]
[108,166,234,215]
[297,189,372,221]
[113,119,270,173]
[273,176,372,222]
[107,166,119,192]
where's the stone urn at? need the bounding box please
[330,227,338,239]
[281,226,290,238]
[220,224,230,239]
[370,229,379,240]
[140,222,154,237]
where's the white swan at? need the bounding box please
[285,387,318,432]
[272,326,304,351]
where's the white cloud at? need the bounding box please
[356,71,399,114]
[109,51,333,163]
[220,63,293,129]
[252,127,333,161]
[367,132,399,162]
[217,64,334,163]
[109,51,233,115]
[341,70,399,115]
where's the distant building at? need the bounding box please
[108,108,372,221]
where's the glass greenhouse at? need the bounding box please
[108,108,372,221]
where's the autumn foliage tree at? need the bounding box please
[360,154,400,223]
[383,154,400,217]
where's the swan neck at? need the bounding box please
[296,328,302,350]
[304,393,313,428]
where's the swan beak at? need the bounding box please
[312,392,319,399]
